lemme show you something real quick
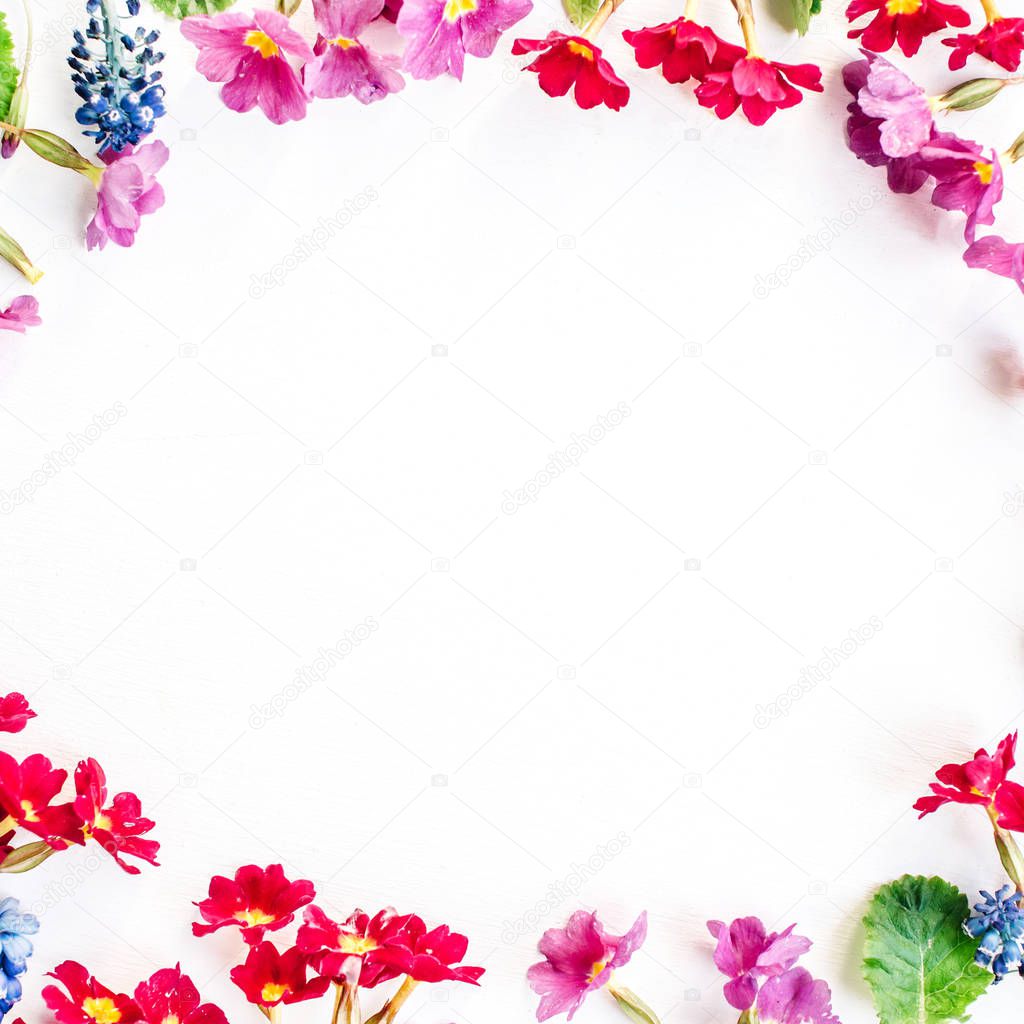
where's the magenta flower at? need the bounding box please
[397,0,532,80]
[853,50,933,158]
[707,917,810,1011]
[916,137,1003,242]
[527,910,647,1021]
[964,235,1024,293]
[86,140,168,251]
[756,968,839,1024]
[181,10,314,124]
[0,296,41,333]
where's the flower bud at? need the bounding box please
[0,224,42,284]
[937,77,1009,111]
[1,79,28,159]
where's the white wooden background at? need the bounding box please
[1,1,1024,1021]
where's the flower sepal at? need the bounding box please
[938,75,1013,110]
[608,982,662,1024]
[1007,128,1024,162]
[0,224,43,284]
[0,841,58,874]
[4,127,102,183]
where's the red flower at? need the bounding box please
[944,16,1024,69]
[43,962,142,1024]
[847,0,970,56]
[512,32,630,110]
[230,943,331,1008]
[0,752,83,848]
[297,906,421,987]
[370,920,484,984]
[622,19,744,84]
[74,759,159,874]
[0,693,35,733]
[134,967,227,1024]
[193,863,315,944]
[695,55,822,125]
[914,731,1017,816]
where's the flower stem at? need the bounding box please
[988,804,1024,892]
[730,0,761,56]
[683,0,700,18]
[582,0,626,41]
[365,978,417,1024]
[268,1006,282,1024]
[979,0,1003,23]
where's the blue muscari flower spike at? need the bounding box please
[0,896,38,1020]
[964,884,1024,981]
[67,0,165,155]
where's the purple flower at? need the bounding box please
[397,0,532,80]
[915,137,1003,243]
[852,50,934,158]
[706,917,810,1011]
[964,235,1024,293]
[755,968,840,1024]
[0,296,41,333]
[527,910,647,1021]
[86,140,168,251]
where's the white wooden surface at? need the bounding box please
[2,2,1024,1022]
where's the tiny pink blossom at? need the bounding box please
[707,917,811,1011]
[86,141,168,251]
[755,967,840,1024]
[527,910,647,1021]
[964,234,1024,293]
[181,9,314,124]
[0,296,41,333]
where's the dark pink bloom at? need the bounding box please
[964,235,1024,294]
[846,0,970,57]
[512,32,630,110]
[398,0,532,79]
[230,943,331,1008]
[707,917,811,1011]
[86,141,168,251]
[0,692,35,730]
[944,17,1024,69]
[181,10,313,124]
[756,968,839,1024]
[43,962,142,1024]
[622,19,744,84]
[916,136,1002,241]
[914,732,1018,814]
[527,910,647,1021]
[0,752,83,849]
[304,37,404,101]
[134,966,227,1024]
[695,55,822,125]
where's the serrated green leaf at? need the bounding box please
[149,0,237,20]
[863,875,992,1024]
[0,11,20,122]
[564,0,600,29]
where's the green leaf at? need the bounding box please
[863,875,992,1024]
[788,0,820,34]
[149,0,237,20]
[563,0,600,29]
[0,10,20,123]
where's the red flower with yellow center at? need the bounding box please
[193,863,315,944]
[134,966,227,1024]
[43,962,141,1024]
[0,693,35,734]
[847,0,970,56]
[230,943,331,1009]
[512,32,630,110]
[0,752,83,849]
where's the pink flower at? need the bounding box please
[853,50,933,158]
[181,10,313,124]
[916,136,1003,241]
[85,141,168,251]
[964,235,1024,294]
[755,968,839,1024]
[707,917,811,1011]
[846,0,970,57]
[622,19,745,84]
[695,55,822,125]
[512,33,630,110]
[398,0,532,80]
[0,692,35,729]
[945,17,1024,70]
[134,966,227,1024]
[527,910,647,1021]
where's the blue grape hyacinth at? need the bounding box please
[964,884,1024,981]
[68,0,165,155]
[0,896,38,1019]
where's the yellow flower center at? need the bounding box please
[94,813,113,830]
[974,160,994,185]
[235,908,277,926]
[885,0,922,13]
[83,998,122,1024]
[587,961,608,984]
[443,0,477,20]
[339,934,379,954]
[19,800,38,823]
[566,40,594,58]
[163,1016,180,1024]
[260,984,288,1004]
[244,30,280,58]
[331,35,357,47]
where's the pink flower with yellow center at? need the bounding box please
[181,9,313,124]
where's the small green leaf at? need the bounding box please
[564,0,600,29]
[149,0,237,19]
[0,10,20,122]
[789,0,819,34]
[863,875,992,1024]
